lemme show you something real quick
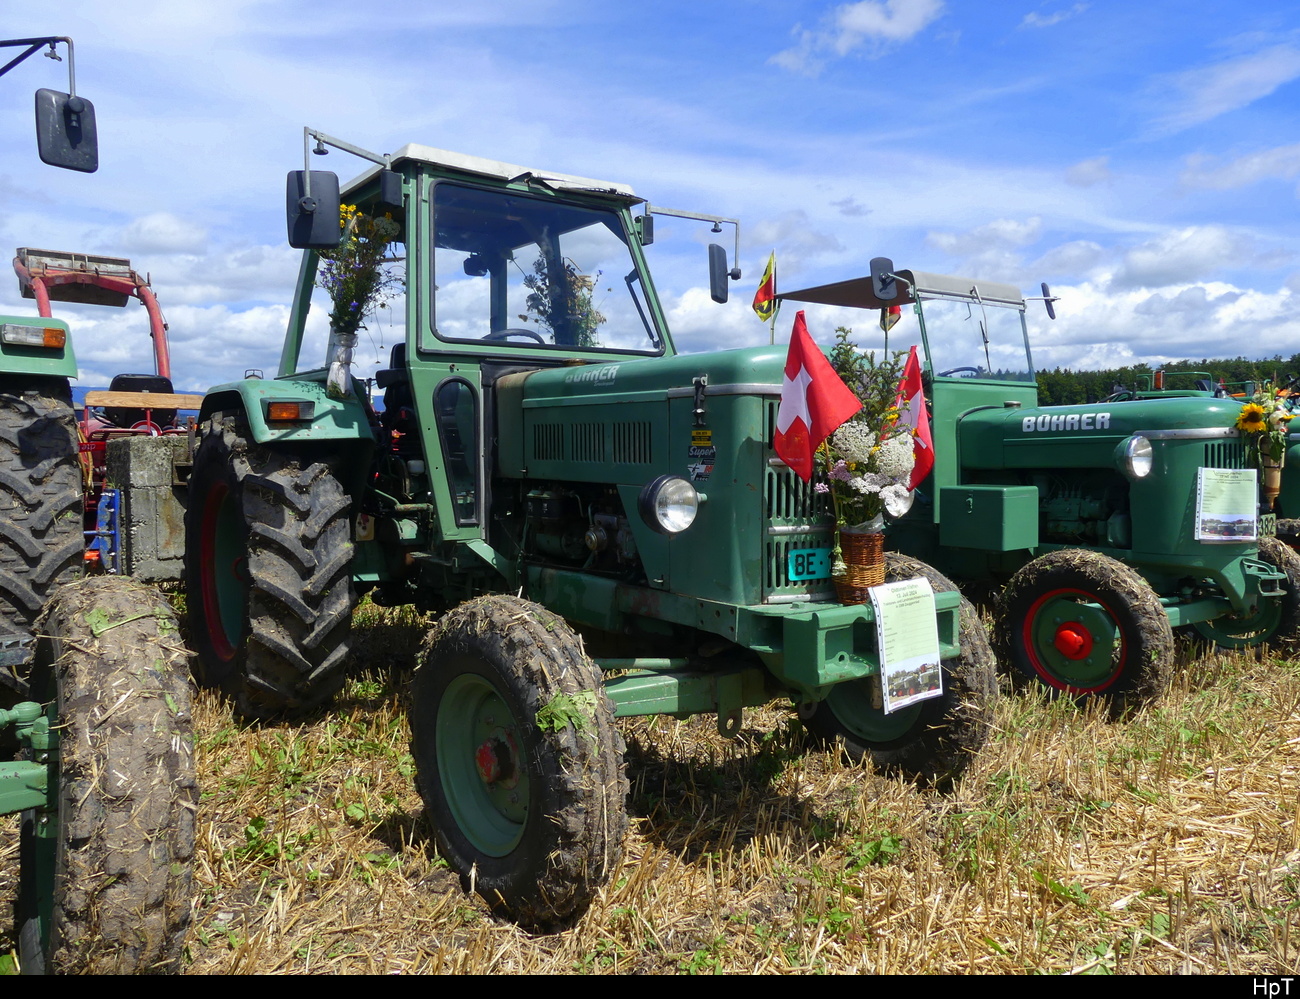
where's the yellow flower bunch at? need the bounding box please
[1234,388,1294,466]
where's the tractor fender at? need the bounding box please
[0,313,78,379]
[199,378,375,446]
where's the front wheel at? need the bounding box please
[411,595,628,931]
[802,553,997,783]
[17,577,196,974]
[1191,538,1300,650]
[995,549,1173,707]
[184,415,355,718]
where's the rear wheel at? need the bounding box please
[802,553,997,783]
[996,549,1173,708]
[184,415,355,718]
[411,595,628,930]
[16,576,196,974]
[0,378,82,700]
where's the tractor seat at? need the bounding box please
[104,373,177,429]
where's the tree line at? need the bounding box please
[1033,354,1300,407]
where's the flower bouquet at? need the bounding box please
[317,204,402,399]
[817,328,916,602]
[1235,385,1294,509]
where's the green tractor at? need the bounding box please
[777,261,1300,702]
[184,133,998,928]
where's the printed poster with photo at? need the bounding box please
[1194,467,1258,542]
[869,576,944,714]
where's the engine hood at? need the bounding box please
[515,344,789,403]
[960,395,1242,469]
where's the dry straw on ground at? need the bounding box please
[3,603,1299,974]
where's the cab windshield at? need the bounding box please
[427,182,663,354]
[916,294,1034,382]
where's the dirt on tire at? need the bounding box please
[18,576,197,974]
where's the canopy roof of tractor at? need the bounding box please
[778,270,1025,310]
[343,144,639,201]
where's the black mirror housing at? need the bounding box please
[286,170,342,249]
[708,243,729,304]
[35,89,98,173]
[870,257,896,301]
[377,169,403,215]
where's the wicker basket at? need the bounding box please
[832,529,886,604]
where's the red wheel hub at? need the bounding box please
[1053,622,1093,659]
[475,739,502,783]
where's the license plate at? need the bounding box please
[787,547,831,581]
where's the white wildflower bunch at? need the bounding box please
[830,423,876,464]
[876,431,916,480]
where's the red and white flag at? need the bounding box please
[893,345,934,490]
[774,311,861,481]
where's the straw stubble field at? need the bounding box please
[3,601,1299,974]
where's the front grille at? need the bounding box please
[763,401,835,602]
[612,421,651,464]
[1204,439,1246,469]
[533,423,564,461]
[569,422,606,463]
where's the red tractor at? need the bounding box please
[13,248,201,572]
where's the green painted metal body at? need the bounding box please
[225,148,970,732]
[1,699,57,954]
[0,313,77,379]
[776,273,1284,627]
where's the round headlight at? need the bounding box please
[1121,435,1153,478]
[638,475,700,534]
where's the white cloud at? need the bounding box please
[1027,280,1300,371]
[117,213,209,254]
[771,0,944,75]
[1110,226,1245,288]
[1181,142,1300,190]
[927,217,1043,257]
[1021,3,1089,28]
[1153,43,1300,134]
[1065,156,1111,187]
[749,210,846,260]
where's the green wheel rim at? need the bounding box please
[1193,598,1282,648]
[826,678,922,744]
[436,672,530,857]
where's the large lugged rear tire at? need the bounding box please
[802,553,997,784]
[411,595,629,931]
[184,415,355,718]
[995,549,1173,708]
[16,576,196,974]
[0,378,82,681]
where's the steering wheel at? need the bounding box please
[484,328,546,344]
[937,366,982,378]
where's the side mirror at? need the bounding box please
[34,89,97,173]
[635,214,654,246]
[286,170,341,249]
[377,168,403,215]
[1041,282,1057,320]
[708,244,729,304]
[870,256,896,301]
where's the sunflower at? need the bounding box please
[1236,403,1267,433]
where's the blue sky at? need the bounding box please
[1,0,1298,389]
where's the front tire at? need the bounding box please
[1191,537,1300,650]
[802,553,997,783]
[17,577,196,974]
[995,549,1173,707]
[184,415,355,718]
[411,595,629,931]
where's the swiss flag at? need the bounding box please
[774,311,861,481]
[893,345,934,489]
